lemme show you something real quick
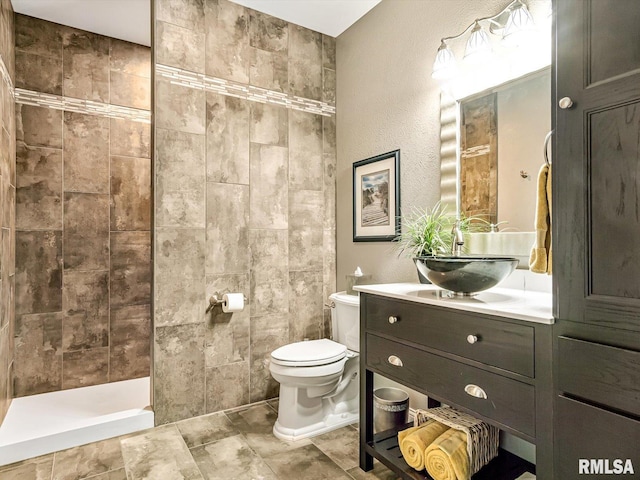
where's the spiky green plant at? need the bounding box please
[395,203,490,257]
[395,202,455,257]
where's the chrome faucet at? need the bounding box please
[451,219,464,256]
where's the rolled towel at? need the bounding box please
[425,428,470,480]
[398,420,450,471]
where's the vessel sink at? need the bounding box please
[414,255,519,295]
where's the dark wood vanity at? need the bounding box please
[358,290,553,479]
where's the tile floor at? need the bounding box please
[0,400,399,480]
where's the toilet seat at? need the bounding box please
[271,339,347,367]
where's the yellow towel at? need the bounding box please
[529,163,552,274]
[425,428,470,480]
[398,420,450,471]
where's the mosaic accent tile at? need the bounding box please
[15,88,151,124]
[156,64,335,117]
[0,53,13,91]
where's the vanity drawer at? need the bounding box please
[558,336,640,416]
[366,334,535,437]
[364,294,535,377]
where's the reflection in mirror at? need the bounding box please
[458,68,550,232]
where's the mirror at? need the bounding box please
[457,67,551,232]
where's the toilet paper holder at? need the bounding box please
[206,292,247,313]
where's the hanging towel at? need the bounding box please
[398,420,450,471]
[425,428,470,480]
[529,163,552,274]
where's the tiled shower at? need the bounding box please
[12,15,152,396]
[0,0,337,447]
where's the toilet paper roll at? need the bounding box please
[222,293,244,313]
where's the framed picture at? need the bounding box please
[353,149,400,242]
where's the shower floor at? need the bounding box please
[0,376,154,466]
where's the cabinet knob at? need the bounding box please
[388,315,399,324]
[559,96,574,109]
[464,384,487,399]
[467,334,478,344]
[387,355,403,367]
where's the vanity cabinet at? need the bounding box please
[554,0,640,476]
[359,292,553,479]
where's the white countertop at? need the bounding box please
[353,283,554,324]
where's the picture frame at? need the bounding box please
[353,149,400,242]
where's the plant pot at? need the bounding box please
[413,258,431,284]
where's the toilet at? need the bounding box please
[269,292,360,441]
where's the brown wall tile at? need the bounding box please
[249,144,288,229]
[15,230,62,314]
[154,323,205,424]
[249,314,288,402]
[289,190,324,271]
[249,11,288,53]
[110,118,151,158]
[249,48,287,92]
[16,144,62,230]
[16,104,63,149]
[205,361,249,413]
[62,270,109,351]
[204,0,249,83]
[156,21,205,73]
[110,71,151,110]
[62,347,109,389]
[206,93,250,184]
[156,78,206,135]
[289,110,323,191]
[110,39,150,78]
[249,102,287,147]
[15,13,62,58]
[288,270,323,342]
[13,312,63,397]
[63,193,109,271]
[205,182,249,274]
[110,304,151,382]
[155,228,205,327]
[15,51,62,95]
[62,29,109,102]
[205,273,249,367]
[110,156,151,231]
[110,231,151,308]
[63,112,110,194]
[156,128,205,228]
[288,25,322,101]
[156,0,205,32]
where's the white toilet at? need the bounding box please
[269,292,360,441]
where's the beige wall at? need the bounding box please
[336,0,514,289]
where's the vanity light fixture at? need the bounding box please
[431,0,536,79]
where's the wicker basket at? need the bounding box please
[413,407,499,476]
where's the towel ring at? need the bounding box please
[543,130,553,166]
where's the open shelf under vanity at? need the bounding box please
[367,423,535,480]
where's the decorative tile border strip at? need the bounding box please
[156,64,336,117]
[0,53,13,94]
[14,88,151,124]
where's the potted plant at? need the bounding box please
[395,202,484,283]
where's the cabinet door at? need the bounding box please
[556,0,640,330]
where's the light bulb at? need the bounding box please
[432,41,457,79]
[464,22,492,63]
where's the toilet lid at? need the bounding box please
[271,339,347,367]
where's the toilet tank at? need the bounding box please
[329,292,360,352]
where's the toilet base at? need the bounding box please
[272,410,358,441]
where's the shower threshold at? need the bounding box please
[0,377,154,466]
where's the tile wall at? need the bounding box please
[12,15,151,396]
[0,0,15,424]
[154,0,337,424]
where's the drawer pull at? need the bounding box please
[467,335,479,344]
[387,355,404,367]
[464,384,487,399]
[388,315,399,324]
